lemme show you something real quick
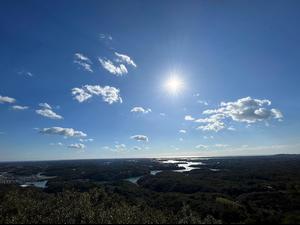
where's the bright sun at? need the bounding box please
[165,76,184,95]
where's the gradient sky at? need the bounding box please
[0,0,300,161]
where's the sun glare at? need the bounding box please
[165,76,184,95]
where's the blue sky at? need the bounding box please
[0,0,300,161]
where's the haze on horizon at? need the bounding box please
[0,0,300,161]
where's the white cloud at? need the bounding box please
[72,85,122,104]
[39,127,87,138]
[195,144,209,149]
[179,129,187,134]
[130,135,149,142]
[11,105,29,111]
[195,97,283,132]
[39,103,52,109]
[68,143,86,150]
[99,58,128,76]
[131,107,152,114]
[107,144,127,152]
[196,119,225,132]
[71,88,92,103]
[79,138,94,143]
[74,53,93,72]
[36,103,63,120]
[115,52,137,67]
[0,95,16,104]
[184,115,195,121]
[160,113,166,117]
[36,108,63,120]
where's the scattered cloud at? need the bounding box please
[195,97,283,132]
[179,129,187,134]
[104,144,127,152]
[99,58,128,76]
[39,103,52,109]
[130,135,149,142]
[131,107,152,114]
[115,52,137,68]
[36,103,63,120]
[160,113,166,117]
[11,105,29,111]
[99,53,136,76]
[36,109,63,120]
[184,115,195,121]
[68,143,86,150]
[0,95,16,104]
[195,144,209,149]
[74,53,93,73]
[39,127,87,138]
[79,138,94,143]
[72,85,122,104]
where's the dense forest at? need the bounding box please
[0,155,300,224]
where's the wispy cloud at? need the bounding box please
[131,107,152,114]
[72,85,122,104]
[39,127,87,138]
[74,53,93,73]
[99,58,128,76]
[99,52,136,76]
[68,143,86,150]
[130,135,149,142]
[115,52,137,67]
[184,115,195,121]
[179,129,187,134]
[0,95,16,104]
[11,105,29,111]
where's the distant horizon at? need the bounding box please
[0,152,299,164]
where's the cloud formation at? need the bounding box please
[115,52,137,68]
[72,85,122,104]
[74,53,93,73]
[179,129,187,134]
[36,103,63,120]
[39,127,87,138]
[196,97,283,132]
[68,143,86,150]
[131,107,152,114]
[99,53,136,76]
[11,105,29,111]
[0,95,16,104]
[184,115,195,121]
[99,58,128,76]
[130,135,149,142]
